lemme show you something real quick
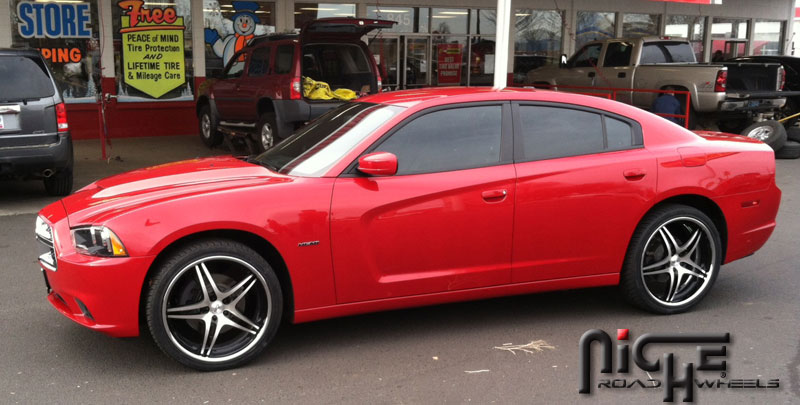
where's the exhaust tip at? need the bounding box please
[42,169,54,178]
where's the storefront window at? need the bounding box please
[711,18,748,60]
[367,6,428,33]
[9,0,101,103]
[112,0,193,102]
[753,20,784,56]
[576,11,615,50]
[666,15,705,61]
[469,37,495,86]
[623,13,660,38]
[431,8,468,35]
[470,9,496,35]
[294,3,355,29]
[513,9,563,84]
[203,1,275,78]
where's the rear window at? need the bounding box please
[0,55,55,102]
[641,42,697,64]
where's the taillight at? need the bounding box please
[55,102,68,132]
[714,70,727,92]
[779,67,786,90]
[290,77,302,100]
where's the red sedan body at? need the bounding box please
[37,88,780,338]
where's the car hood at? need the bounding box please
[62,156,287,225]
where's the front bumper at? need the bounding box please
[37,201,154,338]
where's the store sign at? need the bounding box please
[437,43,463,85]
[39,48,83,63]
[118,0,185,98]
[17,1,92,39]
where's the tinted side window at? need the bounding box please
[518,106,604,160]
[571,44,602,68]
[275,45,294,74]
[224,52,247,78]
[248,47,271,76]
[377,106,503,175]
[603,42,633,67]
[605,116,633,149]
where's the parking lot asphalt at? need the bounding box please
[0,139,798,404]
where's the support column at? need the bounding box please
[0,0,11,48]
[192,0,205,78]
[493,0,511,89]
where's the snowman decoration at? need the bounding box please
[205,1,263,67]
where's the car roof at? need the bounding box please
[0,48,43,57]
[360,87,538,107]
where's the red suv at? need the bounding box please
[196,18,394,152]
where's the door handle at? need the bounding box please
[588,72,596,78]
[618,72,626,78]
[623,169,647,181]
[482,189,508,201]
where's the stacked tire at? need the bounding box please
[780,127,800,159]
[740,120,800,159]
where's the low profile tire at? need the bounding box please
[620,205,722,314]
[255,112,278,153]
[146,239,283,371]
[198,105,222,148]
[741,120,787,151]
[43,168,73,196]
[786,127,800,143]
[775,140,800,159]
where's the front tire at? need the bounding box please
[146,239,283,371]
[620,205,722,314]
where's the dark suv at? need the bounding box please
[196,18,394,152]
[0,49,73,195]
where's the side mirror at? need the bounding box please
[357,152,397,176]
[560,54,568,68]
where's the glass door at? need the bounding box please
[404,36,430,88]
[369,37,400,91]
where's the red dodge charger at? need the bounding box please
[36,88,780,370]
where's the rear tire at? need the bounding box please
[198,105,222,148]
[620,204,722,314]
[43,168,73,196]
[741,120,787,151]
[146,239,283,371]
[775,140,800,159]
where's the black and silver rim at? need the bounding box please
[260,122,273,150]
[201,114,212,139]
[162,256,271,362]
[640,217,716,307]
[747,125,773,141]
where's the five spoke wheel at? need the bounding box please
[621,205,721,314]
[147,240,282,370]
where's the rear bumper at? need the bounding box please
[719,97,786,113]
[0,132,72,176]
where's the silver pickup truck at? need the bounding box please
[526,37,785,122]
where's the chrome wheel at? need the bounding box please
[201,114,212,140]
[162,255,272,363]
[747,125,773,141]
[260,122,273,151]
[640,217,716,307]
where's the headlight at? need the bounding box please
[35,215,53,243]
[71,226,128,257]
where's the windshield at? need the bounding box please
[255,102,404,176]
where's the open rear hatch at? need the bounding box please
[300,18,396,41]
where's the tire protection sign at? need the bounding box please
[119,2,185,98]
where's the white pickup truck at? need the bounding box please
[526,37,786,126]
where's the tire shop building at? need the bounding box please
[0,0,795,140]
